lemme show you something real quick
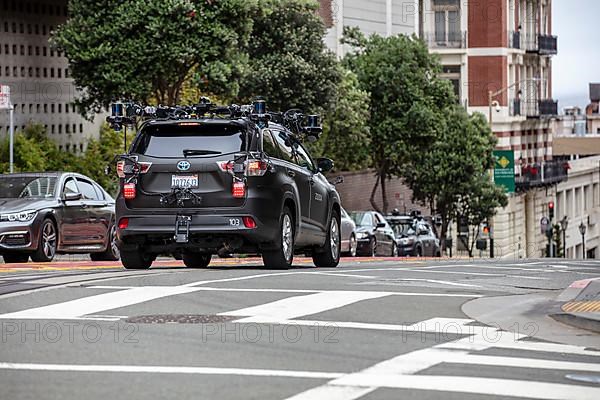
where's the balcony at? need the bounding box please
[538,34,558,55]
[510,98,521,116]
[524,33,558,55]
[522,99,558,118]
[516,160,569,192]
[422,31,466,49]
[509,31,521,49]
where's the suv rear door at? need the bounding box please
[128,123,248,209]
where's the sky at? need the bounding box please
[552,0,600,110]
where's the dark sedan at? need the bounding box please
[350,211,397,257]
[0,172,119,263]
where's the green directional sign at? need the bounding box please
[493,150,515,193]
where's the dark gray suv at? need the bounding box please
[115,106,342,270]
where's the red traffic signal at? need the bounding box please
[548,201,555,219]
[548,201,554,209]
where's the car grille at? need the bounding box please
[0,232,31,247]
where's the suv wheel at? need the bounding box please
[31,219,57,263]
[313,210,341,268]
[90,225,120,261]
[183,253,212,268]
[368,237,377,257]
[391,243,398,257]
[121,250,154,269]
[2,253,30,263]
[262,207,294,269]
[348,234,357,257]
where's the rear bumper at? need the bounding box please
[116,198,282,253]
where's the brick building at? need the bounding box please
[0,0,103,153]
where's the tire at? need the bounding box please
[415,246,423,257]
[90,224,120,261]
[2,253,30,263]
[31,219,57,263]
[121,250,154,269]
[348,234,357,257]
[262,206,294,269]
[183,253,212,268]
[313,210,341,268]
[391,242,398,257]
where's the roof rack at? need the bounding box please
[106,98,322,141]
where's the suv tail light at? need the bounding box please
[118,218,129,229]
[123,183,136,199]
[245,160,268,176]
[242,216,257,229]
[217,161,235,172]
[232,181,246,198]
[116,161,152,178]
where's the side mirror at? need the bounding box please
[64,192,82,202]
[317,158,334,173]
[376,222,386,229]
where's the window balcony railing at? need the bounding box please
[521,99,558,118]
[422,31,466,49]
[516,160,569,191]
[523,33,558,55]
[538,34,558,55]
[510,98,521,116]
[509,31,521,49]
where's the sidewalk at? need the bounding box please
[551,277,600,333]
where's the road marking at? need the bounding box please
[0,362,343,380]
[302,271,378,279]
[220,291,390,320]
[284,319,600,400]
[0,286,202,320]
[391,278,481,288]
[330,375,600,400]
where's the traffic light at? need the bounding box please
[482,222,490,236]
[548,201,555,220]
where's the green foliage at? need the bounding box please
[342,29,456,211]
[236,0,341,111]
[403,107,508,248]
[52,0,253,115]
[311,69,371,171]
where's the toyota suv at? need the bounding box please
[113,102,342,270]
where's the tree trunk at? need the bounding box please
[370,173,381,213]
[439,215,448,254]
[380,170,389,215]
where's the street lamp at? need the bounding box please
[560,216,568,258]
[579,221,587,259]
[487,77,542,259]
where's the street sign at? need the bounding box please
[493,150,515,193]
[0,85,10,110]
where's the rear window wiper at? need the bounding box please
[183,149,222,157]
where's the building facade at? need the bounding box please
[0,0,103,153]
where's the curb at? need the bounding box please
[550,277,600,334]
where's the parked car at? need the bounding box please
[386,214,441,257]
[340,207,357,257]
[0,172,119,263]
[114,102,341,270]
[350,211,397,257]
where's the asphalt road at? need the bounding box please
[1,257,599,400]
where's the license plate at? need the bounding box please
[171,174,198,188]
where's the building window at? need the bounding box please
[12,44,16,54]
[43,47,47,57]
[12,66,17,77]
[36,104,40,113]
[43,68,47,78]
[50,49,54,57]
[20,67,25,77]
[58,125,62,134]
[35,46,39,56]
[4,44,8,54]
[79,124,83,133]
[65,104,69,113]
[66,125,70,134]
[28,104,32,113]
[57,68,62,78]
[35,67,40,78]
[3,22,8,33]
[27,24,32,34]
[50,68,54,78]
[65,68,69,78]
[44,104,48,113]
[35,24,39,35]
[51,125,55,134]
[28,67,32,77]
[72,124,76,134]
[3,66,7,77]
[51,104,55,113]
[28,45,32,56]
[58,104,62,113]
[19,23,23,34]
[20,45,24,55]
[42,25,46,36]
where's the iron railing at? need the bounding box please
[516,160,569,191]
[422,31,466,49]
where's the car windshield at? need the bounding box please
[389,221,415,237]
[351,212,373,227]
[0,176,57,199]
[133,125,247,158]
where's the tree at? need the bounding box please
[237,0,341,112]
[52,0,253,115]
[310,69,371,171]
[404,108,508,254]
[342,28,456,212]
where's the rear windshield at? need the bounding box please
[133,125,247,158]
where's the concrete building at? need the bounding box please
[585,83,600,135]
[417,0,563,258]
[0,0,102,153]
[556,155,600,259]
[319,0,418,58]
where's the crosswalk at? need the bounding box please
[1,265,600,399]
